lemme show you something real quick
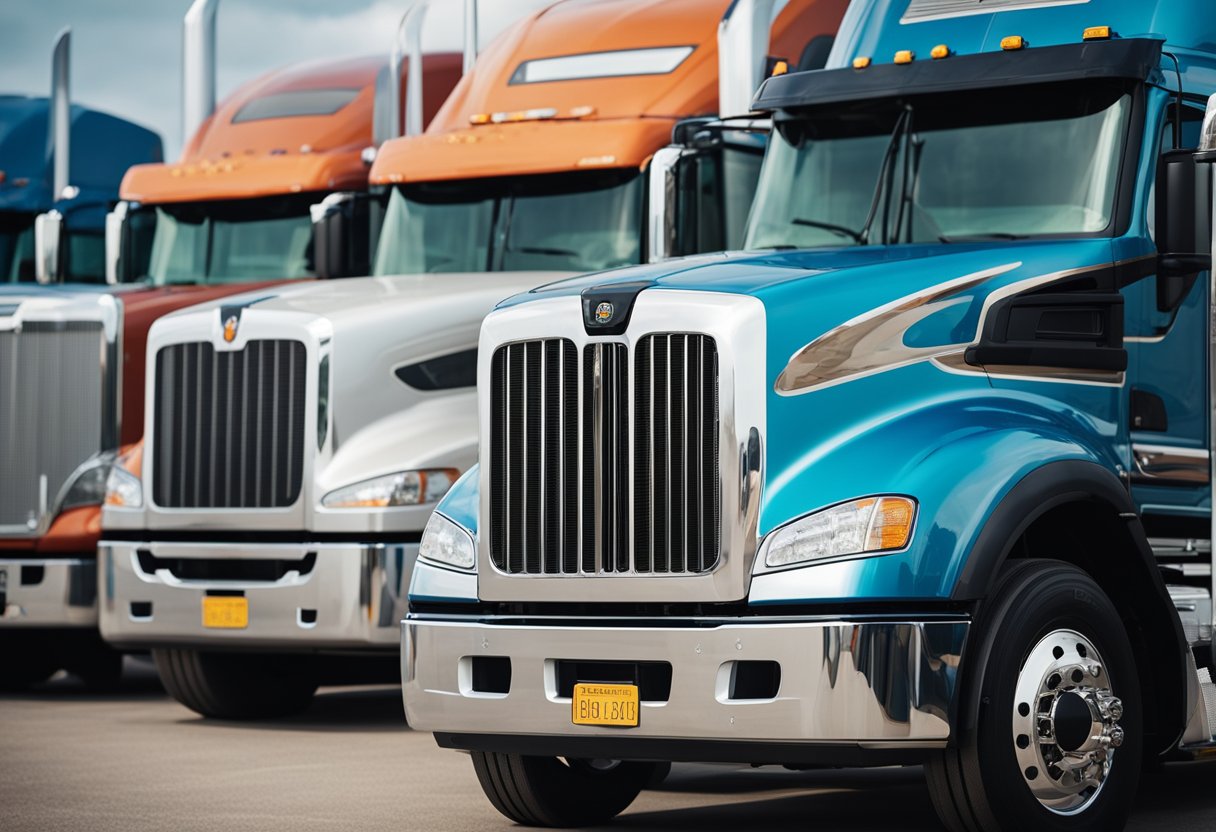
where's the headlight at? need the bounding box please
[321,468,460,509]
[763,496,916,569]
[104,465,143,509]
[418,513,475,570]
[60,456,114,510]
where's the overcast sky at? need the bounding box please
[0,0,554,159]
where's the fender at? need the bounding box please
[950,458,1189,753]
[434,463,480,535]
[757,378,1123,602]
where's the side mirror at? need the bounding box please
[33,210,64,284]
[1156,149,1213,311]
[310,192,371,279]
[104,202,129,285]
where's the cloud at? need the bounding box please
[0,0,553,159]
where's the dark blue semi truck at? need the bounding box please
[1,30,162,284]
[402,0,1216,829]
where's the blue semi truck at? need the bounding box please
[403,0,1216,829]
[0,30,162,284]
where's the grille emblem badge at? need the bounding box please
[222,315,239,343]
[595,302,614,324]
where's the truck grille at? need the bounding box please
[0,323,106,532]
[488,334,719,575]
[153,340,306,509]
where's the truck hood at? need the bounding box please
[145,271,572,516]
[509,238,1137,386]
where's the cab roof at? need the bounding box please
[0,95,161,214]
[370,0,847,185]
[121,53,462,204]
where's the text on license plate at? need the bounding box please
[201,596,248,629]
[572,683,639,727]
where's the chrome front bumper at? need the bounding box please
[404,616,968,755]
[99,540,417,650]
[0,557,97,627]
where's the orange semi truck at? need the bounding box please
[0,8,460,688]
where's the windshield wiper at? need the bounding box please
[514,245,579,258]
[858,104,914,246]
[791,218,863,243]
[938,232,1029,243]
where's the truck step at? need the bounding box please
[1167,585,1213,647]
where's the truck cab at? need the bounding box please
[404,1,1216,829]
[97,0,847,719]
[0,96,161,284]
[0,45,461,690]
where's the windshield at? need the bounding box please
[372,170,643,275]
[125,194,318,285]
[0,212,35,282]
[745,80,1132,250]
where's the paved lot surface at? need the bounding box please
[2,659,1215,831]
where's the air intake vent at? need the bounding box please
[488,334,719,576]
[153,340,306,508]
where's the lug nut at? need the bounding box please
[1109,725,1125,748]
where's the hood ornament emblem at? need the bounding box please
[595,302,614,324]
[222,315,239,343]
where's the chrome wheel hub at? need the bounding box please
[1011,629,1123,815]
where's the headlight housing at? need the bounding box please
[763,496,916,569]
[418,512,475,570]
[104,465,143,509]
[321,468,459,509]
[59,454,115,511]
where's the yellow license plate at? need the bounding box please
[201,596,248,629]
[572,683,639,727]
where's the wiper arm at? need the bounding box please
[515,246,579,257]
[791,218,863,243]
[858,104,913,246]
[938,232,1029,243]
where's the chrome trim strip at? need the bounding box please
[779,257,1154,396]
[900,0,1088,24]
[1132,444,1210,484]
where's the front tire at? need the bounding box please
[471,752,658,827]
[927,559,1141,832]
[153,648,318,719]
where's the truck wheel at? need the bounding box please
[152,648,318,720]
[926,559,1141,832]
[470,752,658,827]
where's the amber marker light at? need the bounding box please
[894,50,915,64]
[1083,25,1112,41]
[931,44,950,59]
[770,59,789,76]
[1001,35,1026,51]
[865,497,917,551]
[852,56,872,69]
[468,113,491,125]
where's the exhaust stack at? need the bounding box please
[49,27,71,199]
[182,0,218,146]
[718,0,787,118]
[389,1,429,139]
[464,0,479,75]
